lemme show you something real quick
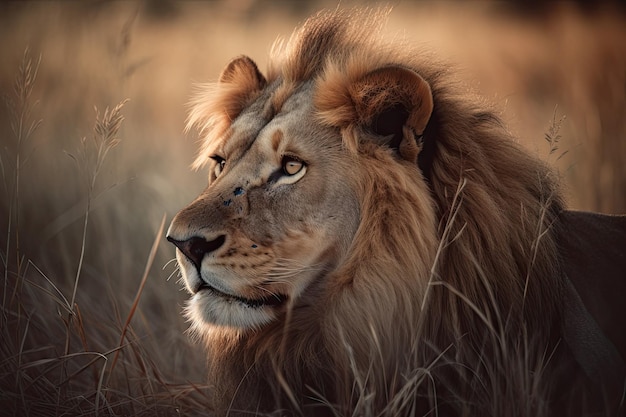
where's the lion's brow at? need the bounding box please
[223,120,272,161]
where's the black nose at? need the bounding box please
[167,235,226,269]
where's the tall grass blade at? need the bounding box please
[109,214,167,376]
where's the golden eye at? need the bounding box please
[282,157,304,176]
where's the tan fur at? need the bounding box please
[186,55,266,170]
[168,8,589,416]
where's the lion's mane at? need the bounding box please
[188,9,570,416]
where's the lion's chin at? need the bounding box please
[187,285,286,330]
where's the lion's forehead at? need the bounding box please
[224,82,317,163]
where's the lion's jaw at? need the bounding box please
[167,86,360,332]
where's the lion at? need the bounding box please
[167,9,626,417]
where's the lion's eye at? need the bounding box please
[211,155,226,177]
[282,157,304,176]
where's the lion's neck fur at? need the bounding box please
[423,81,564,340]
[203,115,564,414]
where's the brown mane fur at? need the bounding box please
[185,8,571,416]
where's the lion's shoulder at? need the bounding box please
[558,210,626,355]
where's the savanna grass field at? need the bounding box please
[1,1,625,415]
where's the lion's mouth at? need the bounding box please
[197,282,287,309]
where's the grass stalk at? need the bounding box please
[2,49,41,315]
[109,213,167,377]
[12,49,42,278]
[67,100,127,315]
[421,177,467,313]
[62,100,127,363]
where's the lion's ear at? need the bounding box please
[218,55,267,121]
[352,66,433,163]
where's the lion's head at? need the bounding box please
[166,9,580,416]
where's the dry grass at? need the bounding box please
[0,1,624,416]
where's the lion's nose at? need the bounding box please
[166,235,226,269]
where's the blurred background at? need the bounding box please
[1,1,625,415]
